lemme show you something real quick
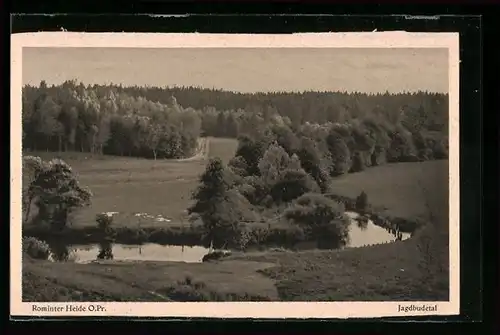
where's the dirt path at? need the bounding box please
[173,137,209,162]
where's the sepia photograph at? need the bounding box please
[11,32,459,318]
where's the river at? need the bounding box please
[49,211,411,264]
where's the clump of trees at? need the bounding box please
[96,213,113,232]
[226,116,447,212]
[22,81,202,159]
[188,158,258,250]
[190,142,352,250]
[22,155,92,230]
[189,103,449,250]
[355,191,369,213]
[284,193,351,249]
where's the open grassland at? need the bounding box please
[23,137,239,228]
[328,160,449,222]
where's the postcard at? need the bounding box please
[11,31,459,318]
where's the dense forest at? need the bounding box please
[22,80,449,165]
[22,81,202,159]
[118,85,448,135]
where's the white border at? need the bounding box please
[10,32,460,318]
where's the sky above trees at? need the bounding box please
[23,47,448,94]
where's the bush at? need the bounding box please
[23,237,51,260]
[284,193,350,249]
[96,213,113,230]
[202,250,232,262]
[270,169,319,203]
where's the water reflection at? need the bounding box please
[48,241,73,262]
[62,243,209,264]
[97,240,114,260]
[47,211,412,263]
[354,216,369,231]
[344,211,411,248]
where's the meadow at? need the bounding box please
[23,235,447,302]
[22,139,449,301]
[327,160,449,222]
[24,137,239,229]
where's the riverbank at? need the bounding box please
[327,160,449,221]
[23,220,326,251]
[325,194,423,234]
[23,204,412,252]
[22,235,448,302]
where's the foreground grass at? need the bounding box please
[228,238,448,301]
[23,137,239,227]
[23,236,448,302]
[23,256,278,302]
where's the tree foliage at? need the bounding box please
[23,156,92,230]
[284,193,351,249]
[22,81,201,159]
[188,158,256,249]
[23,81,448,169]
[355,191,369,212]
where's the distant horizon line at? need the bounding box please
[23,79,449,96]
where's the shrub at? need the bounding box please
[270,169,319,203]
[23,237,51,260]
[284,193,350,249]
[96,213,113,230]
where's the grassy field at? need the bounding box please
[230,237,448,301]
[328,160,449,222]
[23,236,447,302]
[23,137,239,228]
[23,255,278,302]
[22,156,449,302]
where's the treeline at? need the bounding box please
[22,81,202,159]
[113,84,448,136]
[22,80,448,163]
[229,116,448,197]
